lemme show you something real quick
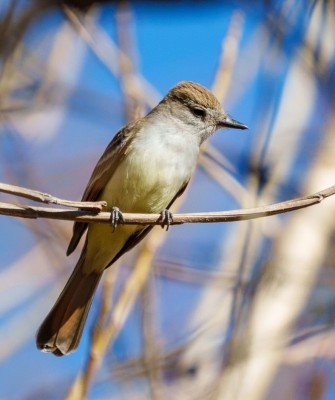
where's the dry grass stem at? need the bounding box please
[61,4,160,109]
[199,152,249,204]
[212,11,245,102]
[141,275,163,400]
[116,2,145,121]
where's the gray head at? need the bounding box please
[159,81,247,143]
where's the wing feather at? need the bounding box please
[67,119,142,256]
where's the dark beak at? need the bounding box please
[218,115,248,130]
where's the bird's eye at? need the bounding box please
[191,107,206,119]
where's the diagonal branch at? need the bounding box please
[0,182,334,225]
[0,182,105,210]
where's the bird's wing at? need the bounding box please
[106,178,191,267]
[67,119,142,256]
[166,178,190,209]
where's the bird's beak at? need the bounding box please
[218,114,248,130]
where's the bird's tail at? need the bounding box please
[36,248,103,356]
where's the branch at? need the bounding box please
[0,182,334,225]
[0,182,105,210]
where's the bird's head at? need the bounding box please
[163,81,247,143]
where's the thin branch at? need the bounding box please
[0,183,334,225]
[0,182,105,210]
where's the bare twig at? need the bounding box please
[0,182,105,210]
[0,183,334,225]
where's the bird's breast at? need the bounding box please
[102,125,199,213]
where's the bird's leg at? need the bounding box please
[111,207,125,231]
[160,209,173,231]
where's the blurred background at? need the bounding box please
[1,0,335,399]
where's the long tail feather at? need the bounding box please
[36,248,102,356]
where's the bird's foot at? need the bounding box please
[111,207,125,231]
[160,209,173,231]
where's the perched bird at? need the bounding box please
[36,81,247,356]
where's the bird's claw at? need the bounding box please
[111,207,125,231]
[160,209,173,231]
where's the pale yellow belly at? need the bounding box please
[84,146,195,273]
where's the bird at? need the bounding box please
[36,81,247,356]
